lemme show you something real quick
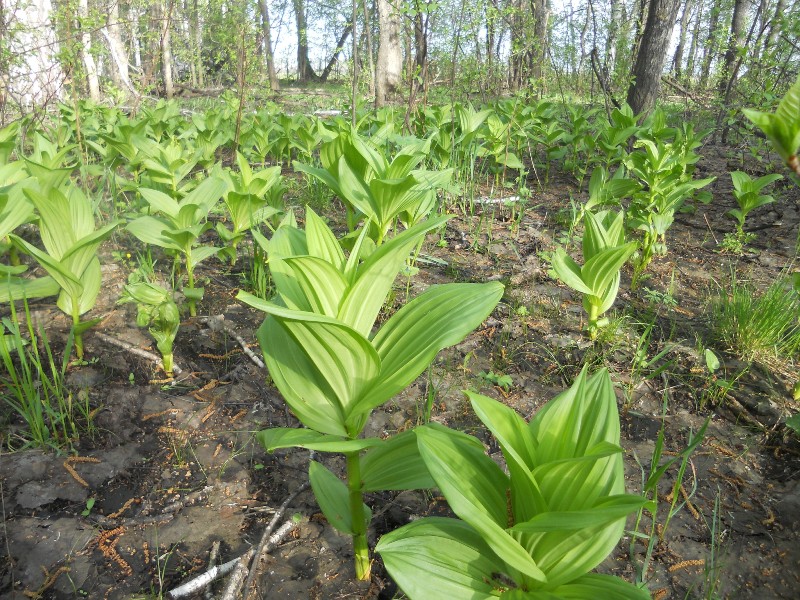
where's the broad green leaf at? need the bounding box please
[309,461,371,535]
[581,243,637,298]
[181,175,228,215]
[336,157,376,218]
[358,282,503,415]
[257,428,381,453]
[467,391,546,521]
[539,573,650,600]
[377,517,500,600]
[9,235,82,301]
[338,215,448,336]
[59,220,122,283]
[305,207,345,270]
[0,275,60,302]
[127,216,183,251]
[551,249,593,296]
[58,257,101,315]
[23,187,75,260]
[140,187,180,219]
[188,245,219,270]
[282,256,347,317]
[244,297,380,436]
[416,425,547,582]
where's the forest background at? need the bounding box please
[2,0,798,122]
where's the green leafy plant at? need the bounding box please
[726,171,782,240]
[214,153,284,263]
[7,182,121,358]
[294,130,451,244]
[118,282,181,374]
[478,370,513,392]
[743,72,800,183]
[238,210,503,580]
[127,177,228,316]
[551,210,637,338]
[377,367,651,598]
[626,139,714,285]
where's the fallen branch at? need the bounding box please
[94,331,182,377]
[167,483,307,600]
[200,315,265,369]
[243,481,310,599]
[167,555,242,599]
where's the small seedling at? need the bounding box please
[477,370,512,392]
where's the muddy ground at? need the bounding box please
[1,144,800,599]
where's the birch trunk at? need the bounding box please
[160,0,174,99]
[79,0,100,100]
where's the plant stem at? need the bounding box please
[186,252,197,317]
[346,451,370,580]
[72,302,84,359]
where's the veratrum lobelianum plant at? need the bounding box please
[294,129,452,244]
[377,367,652,599]
[127,177,228,316]
[8,177,121,359]
[727,171,783,238]
[237,209,503,580]
[551,210,637,339]
[118,282,181,374]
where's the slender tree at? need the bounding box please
[258,0,279,90]
[672,0,694,80]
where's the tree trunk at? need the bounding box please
[319,25,352,82]
[672,0,693,80]
[193,0,204,87]
[258,0,279,90]
[605,0,621,72]
[363,0,375,96]
[685,0,704,82]
[375,0,402,106]
[531,0,550,82]
[79,0,100,100]
[699,0,722,87]
[4,0,65,109]
[293,0,318,81]
[626,0,682,115]
[763,0,786,55]
[718,0,751,94]
[159,0,174,98]
[101,0,137,97]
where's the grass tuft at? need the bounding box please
[709,273,800,364]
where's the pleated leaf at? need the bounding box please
[258,428,381,453]
[416,425,547,583]
[244,297,380,437]
[337,216,448,336]
[309,461,371,535]
[356,282,502,415]
[377,517,500,600]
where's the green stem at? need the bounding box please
[587,303,600,340]
[71,302,83,359]
[346,451,370,580]
[186,250,197,317]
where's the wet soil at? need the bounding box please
[2,145,800,599]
